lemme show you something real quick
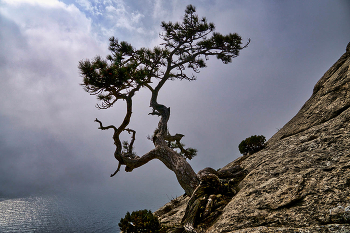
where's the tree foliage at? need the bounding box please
[238,135,266,155]
[79,5,248,109]
[119,209,162,233]
[79,4,249,196]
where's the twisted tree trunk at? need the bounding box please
[97,81,199,196]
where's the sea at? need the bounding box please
[0,195,121,232]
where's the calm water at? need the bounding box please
[0,195,120,232]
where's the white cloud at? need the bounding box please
[104,1,144,31]
[0,0,103,135]
[150,0,179,21]
[152,0,164,19]
[67,0,151,45]
[76,0,102,15]
[1,0,65,8]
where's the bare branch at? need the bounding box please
[110,162,122,177]
[122,148,158,172]
[144,83,154,92]
[124,128,136,153]
[94,118,117,132]
[80,4,247,196]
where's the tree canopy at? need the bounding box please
[238,135,266,155]
[119,209,162,233]
[79,4,249,196]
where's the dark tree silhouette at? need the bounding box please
[119,209,162,233]
[79,5,249,196]
[238,135,266,155]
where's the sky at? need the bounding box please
[0,0,350,219]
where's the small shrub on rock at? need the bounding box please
[238,135,266,155]
[119,209,161,233]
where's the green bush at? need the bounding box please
[238,135,266,155]
[119,209,161,233]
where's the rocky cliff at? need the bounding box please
[155,42,350,232]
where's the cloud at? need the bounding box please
[1,0,64,8]
[0,1,101,132]
[0,0,111,196]
[105,3,143,30]
[76,0,102,15]
[73,0,148,41]
[152,0,166,19]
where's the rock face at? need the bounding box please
[156,42,350,232]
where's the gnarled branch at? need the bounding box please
[80,4,248,197]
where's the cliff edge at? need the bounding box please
[155,42,350,232]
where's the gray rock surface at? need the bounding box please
[156,42,350,232]
[155,194,190,229]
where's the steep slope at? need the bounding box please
[156,42,350,232]
[208,42,350,232]
[268,42,350,146]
